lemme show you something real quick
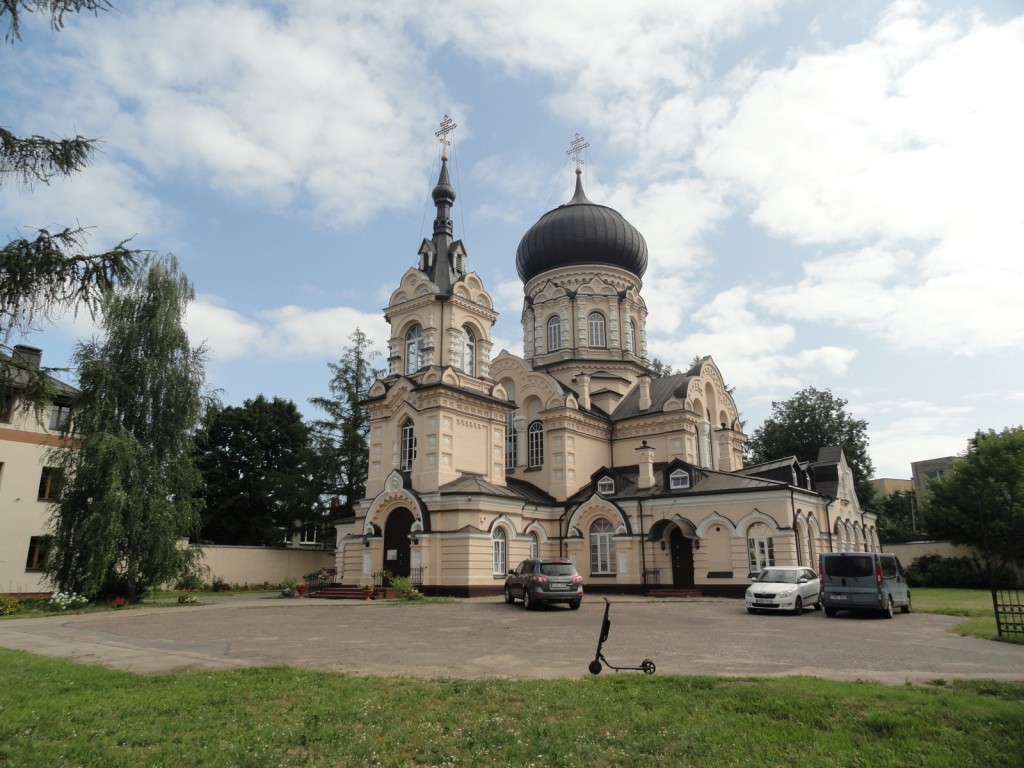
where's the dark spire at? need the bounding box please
[418,116,466,294]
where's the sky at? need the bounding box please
[3,0,1022,480]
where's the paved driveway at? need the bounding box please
[1,595,1022,682]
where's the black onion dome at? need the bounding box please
[515,173,648,283]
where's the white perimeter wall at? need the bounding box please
[192,546,335,586]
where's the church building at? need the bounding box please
[335,129,877,597]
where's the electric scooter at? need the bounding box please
[588,597,656,675]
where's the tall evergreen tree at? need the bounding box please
[745,386,875,506]
[2,2,139,344]
[45,256,207,601]
[309,328,381,518]
[195,395,320,546]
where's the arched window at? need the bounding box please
[529,532,539,560]
[590,518,615,574]
[462,326,476,376]
[547,316,561,352]
[747,522,775,574]
[492,527,507,575]
[588,312,606,348]
[528,420,544,468]
[405,324,424,375]
[626,319,636,354]
[400,419,416,471]
[504,411,517,469]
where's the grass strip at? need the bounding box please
[1,649,1022,767]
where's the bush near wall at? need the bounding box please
[907,555,1018,589]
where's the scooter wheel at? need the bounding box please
[588,660,602,675]
[641,659,656,675]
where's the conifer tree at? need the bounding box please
[309,329,381,518]
[45,256,207,600]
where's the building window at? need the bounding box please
[505,411,517,469]
[300,525,320,545]
[597,477,614,495]
[492,528,507,575]
[49,403,71,431]
[588,312,606,348]
[529,532,539,560]
[547,316,561,352]
[26,535,50,571]
[462,327,476,375]
[747,522,775,574]
[38,467,62,501]
[669,469,690,490]
[626,319,636,353]
[527,420,544,468]
[405,324,425,375]
[590,518,615,574]
[400,419,416,471]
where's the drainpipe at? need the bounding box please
[791,488,800,567]
[824,494,835,552]
[638,497,647,590]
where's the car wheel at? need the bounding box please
[747,607,758,614]
[883,595,894,619]
[569,600,581,610]
[813,594,822,611]
[504,586,515,605]
[792,596,803,616]
[824,606,837,617]
[522,589,533,610]
[901,593,912,614]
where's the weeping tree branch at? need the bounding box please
[2,0,113,42]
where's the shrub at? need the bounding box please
[907,555,1018,589]
[177,594,199,604]
[211,576,225,592]
[48,591,89,611]
[174,573,205,591]
[0,594,21,616]
[389,574,422,600]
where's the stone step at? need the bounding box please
[646,588,703,598]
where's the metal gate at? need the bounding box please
[991,588,1024,639]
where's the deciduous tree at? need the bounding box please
[45,256,207,600]
[745,386,875,506]
[924,427,1024,577]
[195,395,321,546]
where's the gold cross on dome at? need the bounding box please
[435,115,457,160]
[566,133,589,172]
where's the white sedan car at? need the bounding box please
[745,566,821,615]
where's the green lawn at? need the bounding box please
[1,649,1022,768]
[912,588,1024,644]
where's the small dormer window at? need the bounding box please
[669,469,690,490]
[597,477,615,495]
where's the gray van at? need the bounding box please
[818,552,911,618]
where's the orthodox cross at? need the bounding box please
[435,114,457,160]
[566,133,589,173]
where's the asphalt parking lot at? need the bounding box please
[1,594,1022,683]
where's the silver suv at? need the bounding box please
[504,559,583,610]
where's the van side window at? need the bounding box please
[880,556,898,579]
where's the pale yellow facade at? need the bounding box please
[335,160,877,597]
[0,347,74,595]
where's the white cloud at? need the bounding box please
[188,296,389,363]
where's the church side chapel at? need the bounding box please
[335,121,877,597]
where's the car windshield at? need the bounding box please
[540,563,577,577]
[756,569,799,584]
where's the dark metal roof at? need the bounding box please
[515,173,648,283]
[612,372,695,421]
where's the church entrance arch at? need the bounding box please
[670,527,695,588]
[383,507,414,578]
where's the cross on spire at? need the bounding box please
[435,114,457,161]
[566,133,589,174]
